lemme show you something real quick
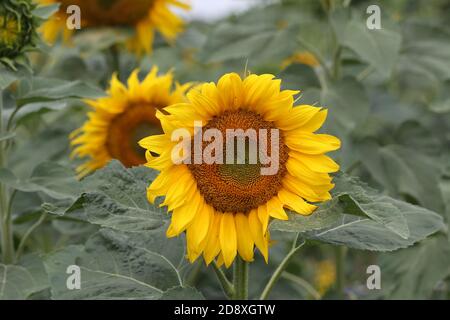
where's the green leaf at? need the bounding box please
[270,198,341,233]
[358,143,446,214]
[0,254,49,300]
[332,174,409,239]
[0,132,15,142]
[338,18,402,78]
[271,173,444,251]
[0,162,80,200]
[378,235,450,299]
[44,228,190,300]
[33,3,60,19]
[160,286,204,300]
[0,65,29,89]
[201,23,288,63]
[65,161,165,231]
[16,78,104,108]
[321,77,370,133]
[81,160,157,208]
[77,192,165,232]
[308,198,444,251]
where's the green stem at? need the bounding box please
[15,212,47,262]
[335,246,347,299]
[332,46,342,80]
[110,44,121,77]
[211,261,234,299]
[0,89,15,264]
[260,234,305,300]
[281,272,321,300]
[297,37,331,79]
[232,256,249,300]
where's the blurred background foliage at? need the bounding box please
[0,0,449,300]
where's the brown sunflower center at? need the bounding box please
[107,104,162,167]
[188,109,289,214]
[61,0,155,26]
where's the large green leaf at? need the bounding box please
[271,173,409,238]
[320,77,370,134]
[0,65,30,90]
[377,235,450,299]
[308,198,444,251]
[0,254,49,300]
[270,198,341,233]
[16,77,104,108]
[331,8,402,79]
[0,162,80,200]
[271,174,444,251]
[65,161,166,231]
[44,228,197,300]
[358,143,446,213]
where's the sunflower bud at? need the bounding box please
[0,0,38,61]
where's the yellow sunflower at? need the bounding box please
[315,260,336,296]
[71,67,191,177]
[36,0,189,54]
[281,51,320,70]
[139,72,340,268]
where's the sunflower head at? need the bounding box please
[37,0,190,55]
[140,72,341,267]
[315,260,336,296]
[70,67,191,177]
[0,0,38,63]
[281,51,320,70]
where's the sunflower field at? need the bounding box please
[0,0,449,303]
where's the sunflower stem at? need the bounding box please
[259,234,305,300]
[0,88,15,264]
[110,44,121,78]
[232,256,249,300]
[211,261,235,299]
[15,212,47,262]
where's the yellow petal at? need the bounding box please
[167,191,202,236]
[186,201,212,255]
[276,105,321,131]
[300,109,328,132]
[219,213,237,268]
[248,209,269,263]
[217,73,243,110]
[235,213,255,262]
[266,197,289,220]
[278,189,317,215]
[203,210,222,265]
[257,205,269,233]
[285,132,341,155]
[289,152,340,173]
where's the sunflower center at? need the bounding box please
[61,0,155,26]
[188,109,289,214]
[107,104,163,167]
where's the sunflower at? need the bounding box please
[36,0,189,54]
[1,0,39,65]
[139,72,340,268]
[71,67,191,177]
[315,260,336,296]
[281,51,320,70]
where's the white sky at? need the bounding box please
[178,0,262,21]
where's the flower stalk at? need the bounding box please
[0,89,15,264]
[260,234,305,300]
[232,256,249,300]
[211,261,235,298]
[335,246,347,299]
